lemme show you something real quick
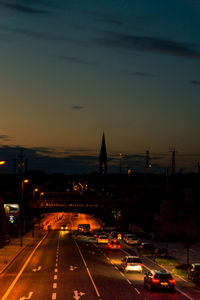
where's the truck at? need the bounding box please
[78,224,90,233]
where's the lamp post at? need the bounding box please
[32,188,39,237]
[20,179,29,247]
[39,192,44,230]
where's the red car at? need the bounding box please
[108,240,121,250]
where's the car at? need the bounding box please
[108,239,121,250]
[109,231,119,239]
[97,235,109,244]
[123,234,137,243]
[144,270,175,291]
[121,256,143,273]
[138,242,155,251]
[94,232,104,238]
[153,248,168,258]
[78,224,90,233]
[61,224,68,230]
[138,242,155,255]
[187,263,200,281]
[126,236,140,245]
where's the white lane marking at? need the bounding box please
[55,263,58,267]
[73,290,85,300]
[32,266,42,272]
[74,239,101,298]
[2,233,48,300]
[120,272,125,277]
[176,287,194,300]
[134,288,141,295]
[54,268,58,273]
[19,291,33,300]
[126,279,132,285]
[53,283,57,289]
[54,275,58,280]
[52,292,56,299]
[70,265,78,271]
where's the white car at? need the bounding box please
[126,236,140,245]
[123,234,137,243]
[121,256,143,273]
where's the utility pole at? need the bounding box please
[119,153,122,174]
[18,148,24,174]
[145,150,151,185]
[170,148,176,175]
[145,150,151,174]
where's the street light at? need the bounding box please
[0,160,5,165]
[38,192,44,230]
[20,179,29,247]
[32,188,39,237]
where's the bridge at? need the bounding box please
[35,192,123,218]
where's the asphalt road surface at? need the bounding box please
[0,213,200,300]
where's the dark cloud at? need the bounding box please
[0,0,46,14]
[190,80,200,85]
[71,105,85,110]
[1,27,87,47]
[56,55,94,66]
[97,31,200,59]
[122,70,155,78]
[0,135,11,141]
[101,18,124,25]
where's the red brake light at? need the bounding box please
[152,278,160,283]
[168,279,175,284]
[141,264,143,268]
[117,244,121,249]
[108,244,113,249]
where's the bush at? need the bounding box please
[156,257,179,266]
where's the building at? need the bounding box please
[99,133,107,174]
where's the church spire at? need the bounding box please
[99,133,107,174]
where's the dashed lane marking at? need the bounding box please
[54,268,58,273]
[53,283,57,289]
[126,279,132,285]
[134,288,141,295]
[54,275,58,280]
[52,292,56,299]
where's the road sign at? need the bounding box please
[8,215,15,223]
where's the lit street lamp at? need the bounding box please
[38,192,44,230]
[20,179,29,247]
[32,188,39,237]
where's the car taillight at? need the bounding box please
[168,279,175,284]
[117,245,121,249]
[140,264,143,268]
[109,244,113,249]
[152,278,160,283]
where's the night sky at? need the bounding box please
[0,0,200,174]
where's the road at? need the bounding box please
[0,213,200,300]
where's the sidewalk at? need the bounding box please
[0,225,45,274]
